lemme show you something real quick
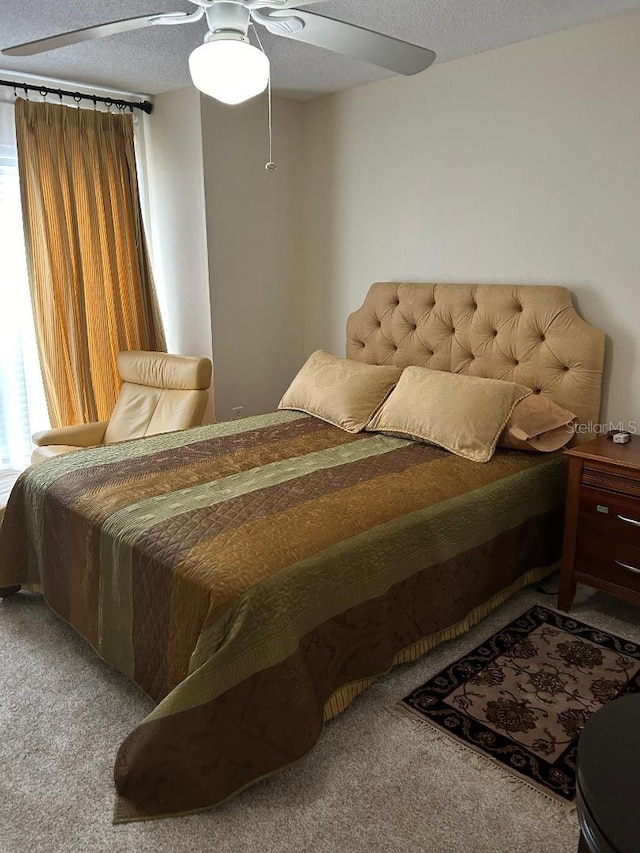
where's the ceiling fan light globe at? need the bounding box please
[189,40,270,106]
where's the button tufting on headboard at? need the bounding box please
[346,282,605,442]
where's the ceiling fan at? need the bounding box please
[2,0,436,105]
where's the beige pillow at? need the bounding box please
[367,367,531,462]
[278,350,402,433]
[499,394,576,452]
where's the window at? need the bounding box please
[0,102,49,469]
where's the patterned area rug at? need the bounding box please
[400,605,640,801]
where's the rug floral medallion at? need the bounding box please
[400,605,640,801]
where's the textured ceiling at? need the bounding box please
[1,0,639,99]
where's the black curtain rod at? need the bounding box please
[0,77,153,114]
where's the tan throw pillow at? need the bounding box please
[278,350,402,433]
[499,394,576,452]
[367,367,531,462]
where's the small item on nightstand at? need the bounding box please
[609,430,632,444]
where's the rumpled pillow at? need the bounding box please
[499,394,576,452]
[367,367,531,462]
[278,350,402,433]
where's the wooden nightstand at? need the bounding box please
[559,435,640,612]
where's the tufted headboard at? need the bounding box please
[346,283,605,442]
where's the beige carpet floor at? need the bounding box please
[1,578,638,853]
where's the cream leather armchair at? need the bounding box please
[32,351,212,465]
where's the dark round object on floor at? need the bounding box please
[0,584,21,599]
[577,693,640,852]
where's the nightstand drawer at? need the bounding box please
[576,532,640,594]
[579,487,640,548]
[582,464,640,498]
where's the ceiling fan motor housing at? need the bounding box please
[205,1,251,39]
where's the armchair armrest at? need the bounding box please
[32,421,108,448]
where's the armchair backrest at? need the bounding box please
[103,351,212,444]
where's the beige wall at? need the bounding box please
[302,11,640,427]
[201,95,304,422]
[143,88,215,421]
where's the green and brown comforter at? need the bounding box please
[0,411,566,820]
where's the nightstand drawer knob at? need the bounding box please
[614,559,640,575]
[618,514,640,528]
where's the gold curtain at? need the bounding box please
[14,98,166,428]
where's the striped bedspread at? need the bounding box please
[0,411,566,820]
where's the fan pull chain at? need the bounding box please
[265,76,276,172]
[251,24,277,172]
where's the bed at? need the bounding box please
[0,283,605,821]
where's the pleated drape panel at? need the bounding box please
[14,98,166,428]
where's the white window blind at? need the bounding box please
[0,101,49,469]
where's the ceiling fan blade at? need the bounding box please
[263,9,435,76]
[2,12,194,57]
